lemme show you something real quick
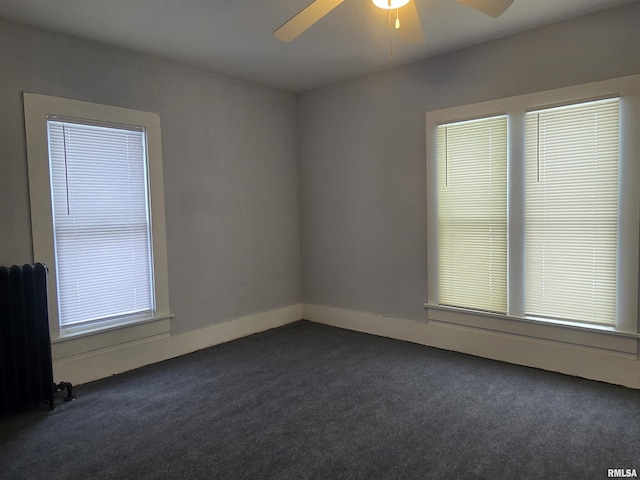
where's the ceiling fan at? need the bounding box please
[273,0,515,43]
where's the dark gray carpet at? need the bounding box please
[1,320,639,479]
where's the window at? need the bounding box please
[525,99,619,325]
[48,119,154,328]
[426,75,640,334]
[437,116,508,314]
[24,94,171,348]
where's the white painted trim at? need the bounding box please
[52,316,172,360]
[23,93,171,342]
[53,304,302,385]
[426,307,638,354]
[302,303,640,389]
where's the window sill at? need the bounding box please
[51,313,173,361]
[423,303,639,355]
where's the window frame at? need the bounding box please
[24,93,171,356]
[426,75,640,338]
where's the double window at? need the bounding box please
[24,94,171,348]
[426,76,640,333]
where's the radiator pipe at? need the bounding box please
[53,381,75,404]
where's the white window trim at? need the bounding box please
[24,93,172,358]
[426,75,640,341]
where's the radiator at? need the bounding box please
[0,263,73,414]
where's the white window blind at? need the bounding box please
[437,115,508,313]
[525,98,619,325]
[47,119,154,327]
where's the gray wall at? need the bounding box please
[0,19,300,334]
[298,3,640,321]
[3,2,640,339]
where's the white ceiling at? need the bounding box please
[0,0,636,92]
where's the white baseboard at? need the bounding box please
[302,303,640,389]
[53,303,302,385]
[54,302,640,389]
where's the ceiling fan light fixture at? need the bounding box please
[372,0,410,10]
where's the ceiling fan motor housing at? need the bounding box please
[372,0,411,9]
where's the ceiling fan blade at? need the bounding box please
[396,0,424,44]
[273,0,345,42]
[457,0,514,18]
